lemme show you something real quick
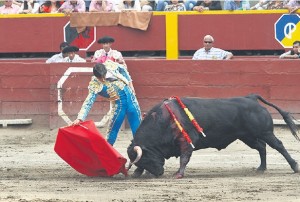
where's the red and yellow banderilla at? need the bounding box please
[172,96,206,137]
[164,103,195,149]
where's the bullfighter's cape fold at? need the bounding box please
[54,120,128,177]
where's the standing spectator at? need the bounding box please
[192,0,222,11]
[279,41,300,59]
[156,0,170,11]
[46,42,69,63]
[284,0,300,13]
[164,0,186,11]
[39,0,63,13]
[58,0,86,14]
[71,62,142,146]
[62,46,87,62]
[192,35,233,60]
[0,0,20,14]
[89,0,114,12]
[224,0,250,10]
[19,0,40,14]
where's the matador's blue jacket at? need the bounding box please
[77,61,141,145]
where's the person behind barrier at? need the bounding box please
[192,35,233,60]
[46,42,69,63]
[224,0,250,10]
[114,0,141,11]
[71,62,142,146]
[89,0,114,12]
[192,0,222,11]
[58,0,86,14]
[284,0,300,13]
[0,0,20,14]
[39,0,63,13]
[279,41,300,59]
[164,0,186,11]
[62,46,86,62]
[18,0,40,13]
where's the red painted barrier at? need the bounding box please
[0,59,299,129]
[0,12,292,55]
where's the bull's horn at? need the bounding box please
[132,146,142,164]
[126,146,143,171]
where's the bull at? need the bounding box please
[127,94,299,178]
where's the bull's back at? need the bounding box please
[181,97,273,149]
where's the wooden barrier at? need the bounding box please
[0,11,298,58]
[0,59,299,129]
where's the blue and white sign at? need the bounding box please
[274,14,300,48]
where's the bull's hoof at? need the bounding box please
[174,173,184,179]
[256,165,266,173]
[292,162,299,173]
[132,167,144,178]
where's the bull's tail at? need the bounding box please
[247,94,299,141]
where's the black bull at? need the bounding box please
[127,94,299,178]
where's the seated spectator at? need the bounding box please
[284,0,300,13]
[62,46,87,63]
[58,0,86,14]
[224,0,250,10]
[140,0,154,11]
[0,0,20,14]
[164,0,186,11]
[39,0,63,13]
[250,0,287,10]
[46,42,69,63]
[267,0,288,9]
[184,0,197,10]
[114,0,141,11]
[156,0,170,11]
[192,0,222,12]
[279,41,300,59]
[89,0,114,12]
[19,0,40,14]
[192,35,233,60]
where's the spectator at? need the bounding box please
[58,0,86,14]
[0,0,20,14]
[250,0,287,10]
[71,62,142,146]
[156,0,169,11]
[284,0,300,13]
[184,0,197,10]
[192,0,222,11]
[46,42,69,63]
[89,0,114,12]
[279,41,300,59]
[39,0,62,13]
[114,0,141,11]
[164,0,186,11]
[62,46,87,62]
[140,0,154,11]
[224,0,250,10]
[192,35,233,60]
[92,36,126,65]
[19,0,40,14]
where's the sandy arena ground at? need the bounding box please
[1,126,300,202]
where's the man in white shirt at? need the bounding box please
[62,46,86,63]
[192,35,233,60]
[46,42,69,63]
